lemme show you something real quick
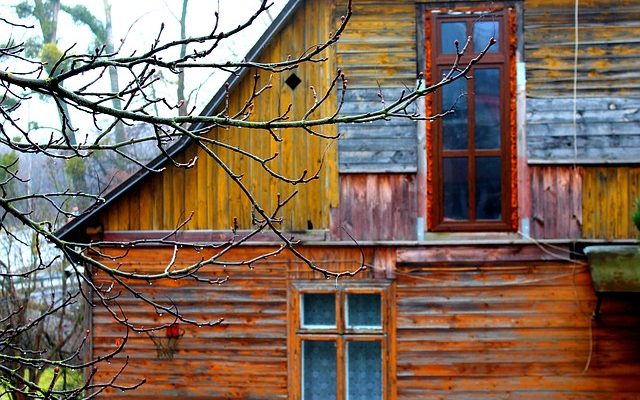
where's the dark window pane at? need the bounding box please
[346,294,381,329]
[474,68,501,149]
[476,157,501,220]
[303,341,337,400]
[347,341,382,400]
[473,21,500,53]
[302,293,335,328]
[442,72,468,150]
[443,157,468,220]
[441,22,467,53]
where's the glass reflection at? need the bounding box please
[441,22,466,53]
[443,157,469,220]
[474,68,500,149]
[475,157,501,220]
[442,72,468,150]
[473,21,500,53]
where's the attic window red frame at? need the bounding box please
[426,7,518,232]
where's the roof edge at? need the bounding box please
[56,0,304,241]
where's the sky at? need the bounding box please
[0,0,287,140]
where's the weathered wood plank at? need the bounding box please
[329,173,417,240]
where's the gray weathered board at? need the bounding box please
[527,97,640,163]
[338,88,418,172]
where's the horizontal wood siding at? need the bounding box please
[527,97,640,163]
[338,88,418,172]
[396,261,640,399]
[96,0,339,232]
[582,166,640,240]
[329,173,417,241]
[335,0,418,173]
[90,246,376,399]
[529,165,582,239]
[525,1,640,97]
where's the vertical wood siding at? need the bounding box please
[329,173,417,241]
[582,166,640,240]
[529,165,582,239]
[335,0,419,173]
[96,0,339,232]
[396,262,640,399]
[91,246,375,399]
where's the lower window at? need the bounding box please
[289,282,394,400]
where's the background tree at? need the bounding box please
[0,0,491,397]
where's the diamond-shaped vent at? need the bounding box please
[285,73,302,90]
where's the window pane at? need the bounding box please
[473,21,500,53]
[347,341,382,400]
[442,73,468,150]
[346,294,381,329]
[441,22,466,53]
[474,68,501,149]
[303,341,337,400]
[476,157,501,220]
[443,157,469,220]
[302,293,335,328]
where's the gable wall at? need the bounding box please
[96,0,339,233]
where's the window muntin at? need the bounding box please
[291,283,393,400]
[430,10,514,231]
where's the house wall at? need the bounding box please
[89,245,640,399]
[395,257,640,399]
[91,0,640,242]
[334,0,418,173]
[95,0,339,233]
[89,246,376,399]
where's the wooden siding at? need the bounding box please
[527,97,640,163]
[90,246,376,399]
[338,88,418,172]
[91,245,640,399]
[335,0,416,89]
[95,0,339,232]
[582,166,640,240]
[524,1,640,97]
[396,261,640,399]
[335,0,418,173]
[329,173,417,241]
[529,165,582,239]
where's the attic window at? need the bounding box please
[285,73,302,90]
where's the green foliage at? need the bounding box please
[63,157,86,186]
[37,367,84,393]
[0,151,19,180]
[633,196,640,233]
[40,42,68,75]
[15,1,34,19]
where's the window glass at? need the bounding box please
[303,341,337,400]
[442,73,468,150]
[346,294,381,329]
[443,157,469,220]
[475,157,501,220]
[302,293,335,328]
[441,22,466,53]
[474,68,501,149]
[347,341,382,400]
[473,21,500,53]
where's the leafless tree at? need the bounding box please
[0,0,494,397]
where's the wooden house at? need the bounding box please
[57,0,640,398]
